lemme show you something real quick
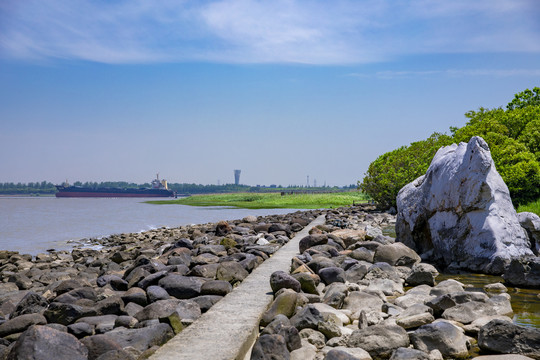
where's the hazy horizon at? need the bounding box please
[2,0,540,187]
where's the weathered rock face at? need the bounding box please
[518,212,540,256]
[396,136,534,274]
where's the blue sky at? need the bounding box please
[1,0,540,186]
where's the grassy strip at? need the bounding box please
[147,191,370,209]
[518,199,540,217]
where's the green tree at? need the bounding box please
[507,87,540,110]
[360,87,540,208]
[453,108,540,205]
[359,133,453,208]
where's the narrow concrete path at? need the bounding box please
[150,214,326,360]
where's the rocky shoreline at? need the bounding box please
[0,209,322,359]
[253,207,540,360]
[0,205,539,359]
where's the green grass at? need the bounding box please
[147,191,371,209]
[518,199,540,216]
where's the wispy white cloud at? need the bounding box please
[0,0,539,64]
[348,69,540,79]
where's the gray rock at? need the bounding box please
[396,136,534,274]
[188,263,219,278]
[7,325,88,360]
[307,257,337,274]
[319,267,346,285]
[261,289,298,326]
[410,320,469,359]
[396,312,434,330]
[429,279,464,297]
[200,280,233,296]
[390,347,430,360]
[124,302,143,317]
[81,334,124,360]
[8,273,32,290]
[134,299,181,322]
[10,292,49,318]
[102,323,174,352]
[442,301,498,324]
[405,263,438,286]
[427,291,489,317]
[158,274,204,299]
[518,212,540,255]
[290,305,324,331]
[250,334,290,360]
[261,315,302,352]
[503,258,540,288]
[348,324,409,359]
[462,315,513,335]
[325,347,372,360]
[373,243,421,267]
[67,322,94,338]
[216,261,249,284]
[121,287,148,307]
[394,285,436,309]
[54,287,97,304]
[95,349,137,360]
[322,283,348,309]
[270,271,301,293]
[96,275,128,291]
[94,296,124,316]
[137,270,169,290]
[76,314,117,334]
[344,262,370,283]
[349,248,374,263]
[299,328,326,349]
[114,315,138,328]
[292,273,320,295]
[0,313,47,337]
[318,320,341,339]
[146,285,170,303]
[478,319,540,359]
[342,291,383,316]
[191,295,223,313]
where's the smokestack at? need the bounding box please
[234,169,241,185]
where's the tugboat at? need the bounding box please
[55,174,176,198]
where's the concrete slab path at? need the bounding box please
[150,214,326,360]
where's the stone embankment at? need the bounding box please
[254,206,540,360]
[0,210,321,359]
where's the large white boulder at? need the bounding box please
[396,136,534,274]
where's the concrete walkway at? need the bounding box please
[150,214,326,360]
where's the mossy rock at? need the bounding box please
[219,238,237,249]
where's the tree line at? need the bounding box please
[0,182,56,195]
[0,181,356,196]
[359,87,540,208]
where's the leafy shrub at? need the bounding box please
[358,133,453,208]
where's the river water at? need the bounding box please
[0,197,296,255]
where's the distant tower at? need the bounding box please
[307,175,310,187]
[234,170,241,185]
[314,179,317,187]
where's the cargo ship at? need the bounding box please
[55,174,176,198]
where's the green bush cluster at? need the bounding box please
[359,87,540,208]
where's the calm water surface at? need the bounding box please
[0,197,297,255]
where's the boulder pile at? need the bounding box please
[253,206,540,360]
[0,210,319,359]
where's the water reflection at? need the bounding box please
[437,273,540,329]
